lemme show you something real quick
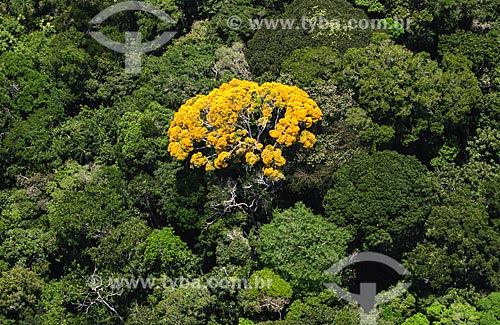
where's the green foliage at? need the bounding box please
[383,0,482,50]
[380,17,406,38]
[0,267,44,321]
[285,290,350,324]
[248,269,293,299]
[439,30,500,76]
[239,269,293,317]
[88,217,152,275]
[143,227,199,276]
[246,0,371,77]
[256,202,351,292]
[0,227,56,275]
[215,229,253,270]
[484,173,500,230]
[0,15,24,52]
[477,292,500,324]
[204,0,280,42]
[50,105,120,166]
[239,318,255,325]
[430,145,460,170]
[0,0,499,323]
[153,161,208,231]
[379,293,417,324]
[0,188,43,239]
[213,42,251,80]
[34,280,85,325]
[335,38,482,154]
[426,300,480,324]
[148,285,215,325]
[468,93,500,164]
[323,151,432,256]
[281,47,341,87]
[402,313,430,325]
[46,161,130,255]
[117,105,171,172]
[406,166,500,291]
[137,30,222,109]
[355,0,385,13]
[285,81,364,195]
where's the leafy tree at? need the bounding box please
[439,30,500,78]
[0,267,44,321]
[467,93,500,165]
[239,318,256,325]
[477,292,500,324]
[168,79,322,181]
[246,0,371,77]
[0,0,499,323]
[0,29,93,177]
[153,160,208,231]
[50,105,120,166]
[215,228,253,271]
[88,216,152,276]
[34,280,87,325]
[379,293,418,324]
[46,161,130,258]
[0,106,64,177]
[213,42,251,80]
[148,285,215,325]
[323,151,432,256]
[117,105,171,173]
[382,0,481,51]
[402,313,430,325]
[426,300,480,324]
[256,202,351,292]
[143,227,199,276]
[406,167,500,291]
[0,14,24,53]
[203,0,285,42]
[334,36,482,157]
[354,0,385,13]
[484,172,500,232]
[240,269,293,319]
[0,227,56,276]
[285,290,353,324]
[0,188,44,240]
[281,47,341,87]
[133,22,223,109]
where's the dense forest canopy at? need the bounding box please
[0,0,499,324]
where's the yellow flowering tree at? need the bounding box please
[168,79,322,181]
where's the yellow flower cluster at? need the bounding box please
[245,152,260,165]
[167,79,322,181]
[190,152,208,168]
[266,84,322,147]
[261,145,286,167]
[299,130,316,149]
[214,151,231,169]
[260,145,286,180]
[263,167,285,181]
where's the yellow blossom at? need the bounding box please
[245,152,260,165]
[190,152,208,167]
[167,78,322,180]
[214,151,231,169]
[299,130,316,149]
